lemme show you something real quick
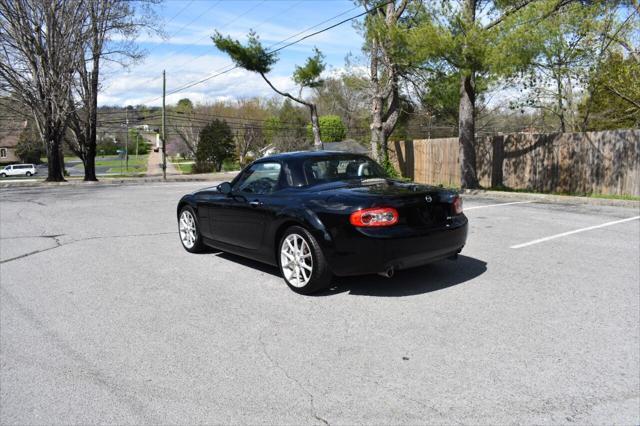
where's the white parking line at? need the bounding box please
[511,216,640,249]
[465,200,535,210]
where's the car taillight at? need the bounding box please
[350,207,399,227]
[452,196,463,215]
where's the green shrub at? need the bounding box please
[307,115,347,142]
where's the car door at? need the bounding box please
[211,161,283,250]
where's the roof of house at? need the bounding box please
[0,121,27,148]
[0,132,20,149]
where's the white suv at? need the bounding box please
[0,164,38,177]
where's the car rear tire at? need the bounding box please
[278,226,332,295]
[26,172,32,176]
[178,206,205,253]
[0,173,5,178]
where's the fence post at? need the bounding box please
[491,134,504,188]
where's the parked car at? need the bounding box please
[176,151,468,294]
[0,164,37,178]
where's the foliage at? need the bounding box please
[212,31,277,74]
[15,125,44,164]
[293,48,325,89]
[306,115,347,142]
[213,30,326,148]
[580,51,640,130]
[176,98,194,114]
[263,100,310,152]
[194,119,235,173]
[127,130,150,155]
[312,75,370,141]
[379,156,399,179]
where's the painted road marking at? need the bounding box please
[465,200,535,210]
[511,216,640,249]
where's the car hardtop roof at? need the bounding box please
[257,150,371,162]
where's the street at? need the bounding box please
[1,182,638,424]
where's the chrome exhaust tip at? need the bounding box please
[378,267,395,278]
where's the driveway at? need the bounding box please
[0,183,638,424]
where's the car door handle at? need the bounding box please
[249,200,262,207]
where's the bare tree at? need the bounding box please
[238,123,264,166]
[0,0,88,181]
[67,0,158,181]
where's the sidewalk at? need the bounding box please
[146,149,179,177]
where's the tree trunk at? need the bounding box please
[458,71,479,189]
[370,93,383,161]
[309,104,323,150]
[556,73,566,133]
[84,67,99,181]
[45,127,65,182]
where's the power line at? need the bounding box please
[167,0,223,39]
[166,0,302,72]
[142,1,392,104]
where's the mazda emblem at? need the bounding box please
[425,195,432,203]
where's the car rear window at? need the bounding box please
[303,156,386,185]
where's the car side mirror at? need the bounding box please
[217,182,232,195]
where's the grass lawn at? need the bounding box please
[72,155,148,174]
[174,162,193,174]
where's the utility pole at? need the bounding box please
[125,108,129,172]
[162,70,167,180]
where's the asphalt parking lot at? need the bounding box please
[1,182,639,425]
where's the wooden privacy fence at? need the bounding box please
[389,129,640,196]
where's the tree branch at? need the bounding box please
[259,72,311,107]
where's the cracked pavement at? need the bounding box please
[1,182,639,424]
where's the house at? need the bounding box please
[0,127,22,164]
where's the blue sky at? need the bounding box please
[99,0,367,107]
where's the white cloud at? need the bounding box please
[99,1,365,106]
[98,52,302,107]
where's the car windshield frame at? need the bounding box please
[301,155,387,186]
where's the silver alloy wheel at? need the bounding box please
[280,233,313,287]
[179,210,197,249]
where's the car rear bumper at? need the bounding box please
[324,216,468,276]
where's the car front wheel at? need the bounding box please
[178,206,204,253]
[26,172,32,176]
[279,226,332,294]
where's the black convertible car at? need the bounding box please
[177,151,468,294]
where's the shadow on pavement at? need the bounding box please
[319,255,487,297]
[210,250,486,298]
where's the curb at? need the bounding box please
[462,189,640,209]
[0,172,239,189]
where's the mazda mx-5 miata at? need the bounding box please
[177,151,468,294]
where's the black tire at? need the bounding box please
[178,206,205,253]
[278,226,332,295]
[0,173,5,178]
[26,172,32,176]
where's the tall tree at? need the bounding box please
[580,51,640,129]
[194,119,234,173]
[213,31,326,150]
[171,98,199,158]
[512,2,637,132]
[67,0,158,181]
[412,0,577,188]
[0,0,87,181]
[359,0,413,163]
